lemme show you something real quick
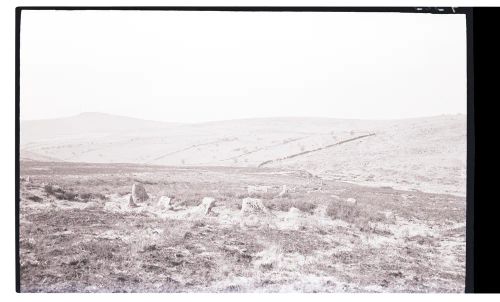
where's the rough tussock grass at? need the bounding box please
[19,161,466,292]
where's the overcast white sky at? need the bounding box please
[20,10,467,123]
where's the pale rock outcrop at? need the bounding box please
[288,207,302,216]
[198,197,216,215]
[345,197,357,205]
[157,196,172,210]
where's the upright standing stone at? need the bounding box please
[199,197,216,215]
[128,195,139,208]
[132,183,149,203]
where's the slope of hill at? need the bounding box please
[20,112,178,144]
[264,115,467,195]
[19,150,62,162]
[20,113,466,195]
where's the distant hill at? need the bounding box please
[20,113,466,195]
[20,112,178,144]
[20,150,62,162]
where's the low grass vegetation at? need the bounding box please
[19,161,466,293]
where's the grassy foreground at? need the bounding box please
[19,161,465,292]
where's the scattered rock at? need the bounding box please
[157,196,172,210]
[288,207,302,215]
[128,195,139,208]
[383,211,394,219]
[241,198,271,215]
[198,197,216,215]
[132,183,149,203]
[247,185,270,195]
[345,198,357,205]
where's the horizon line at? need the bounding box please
[20,111,467,124]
